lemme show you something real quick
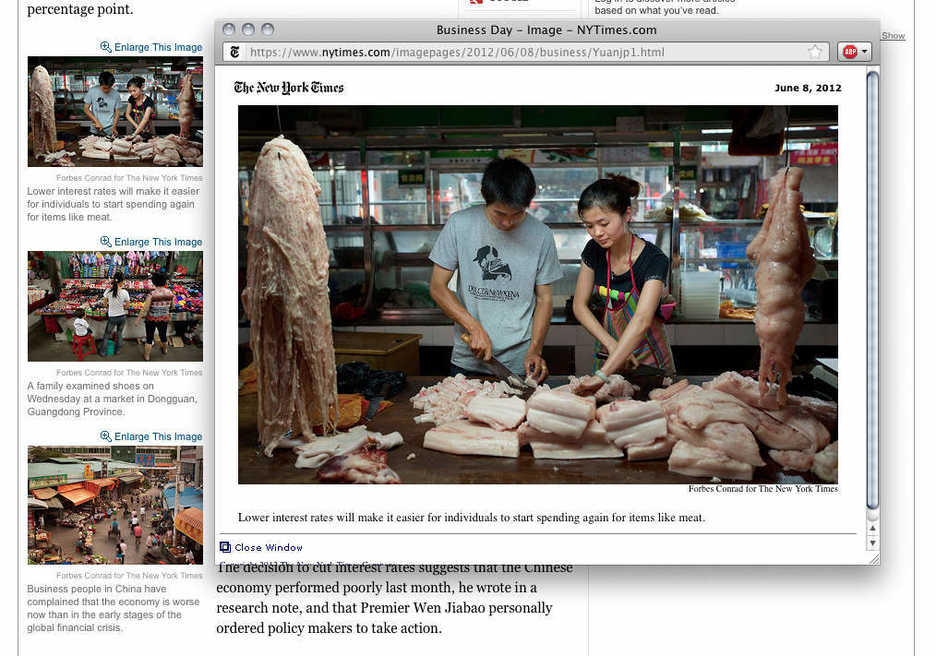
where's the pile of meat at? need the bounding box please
[30,65,56,159]
[416,371,838,482]
[41,150,76,167]
[285,425,404,484]
[410,374,523,425]
[747,167,816,405]
[78,134,203,166]
[243,136,338,456]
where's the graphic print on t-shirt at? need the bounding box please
[472,245,513,281]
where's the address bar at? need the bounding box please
[222,41,830,63]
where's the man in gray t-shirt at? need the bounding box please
[429,158,562,381]
[83,71,122,136]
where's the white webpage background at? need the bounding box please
[6,0,919,654]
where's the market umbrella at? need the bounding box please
[173,507,203,545]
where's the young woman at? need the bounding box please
[135,271,174,361]
[100,270,130,355]
[572,178,675,391]
[124,76,156,140]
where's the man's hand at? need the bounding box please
[523,351,548,384]
[93,119,103,131]
[110,125,118,138]
[466,325,493,362]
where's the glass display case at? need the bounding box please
[238,133,839,325]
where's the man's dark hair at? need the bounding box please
[151,271,168,287]
[98,71,115,86]
[480,157,536,209]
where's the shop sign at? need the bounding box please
[430,149,498,165]
[498,148,597,164]
[136,453,156,467]
[29,474,67,490]
[651,146,700,162]
[789,143,838,166]
[397,168,426,187]
[669,166,697,181]
[83,464,93,480]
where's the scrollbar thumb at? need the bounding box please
[866,70,879,510]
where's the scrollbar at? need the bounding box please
[866,71,879,511]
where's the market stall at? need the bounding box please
[27,250,204,361]
[237,105,839,486]
[27,56,204,167]
[237,105,838,377]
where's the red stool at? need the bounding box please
[72,334,96,361]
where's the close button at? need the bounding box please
[838,42,872,62]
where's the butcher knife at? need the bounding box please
[459,334,532,392]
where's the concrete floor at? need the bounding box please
[41,486,168,565]
[29,334,202,362]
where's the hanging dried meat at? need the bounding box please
[243,136,338,454]
[746,167,816,405]
[177,73,194,138]
[30,65,56,159]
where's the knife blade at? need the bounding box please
[459,334,530,390]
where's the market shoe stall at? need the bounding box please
[27,250,204,362]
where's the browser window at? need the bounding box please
[216,18,876,565]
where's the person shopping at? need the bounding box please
[135,271,174,361]
[572,178,675,393]
[100,271,130,356]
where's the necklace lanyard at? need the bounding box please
[606,236,636,309]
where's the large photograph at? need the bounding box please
[28,250,204,362]
[27,56,204,167]
[236,105,839,485]
[27,445,204,565]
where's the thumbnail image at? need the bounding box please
[27,445,204,565]
[27,250,204,362]
[236,105,838,485]
[27,56,203,167]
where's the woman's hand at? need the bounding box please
[523,351,548,384]
[600,337,619,358]
[574,375,605,396]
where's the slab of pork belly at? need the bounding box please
[765,405,830,451]
[649,378,690,401]
[704,371,782,410]
[466,395,527,431]
[526,390,596,421]
[668,418,765,467]
[606,416,668,449]
[596,399,664,431]
[668,440,754,481]
[525,408,588,440]
[676,397,761,432]
[519,421,623,460]
[423,420,521,457]
[811,442,838,482]
[626,436,676,461]
[292,426,369,468]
